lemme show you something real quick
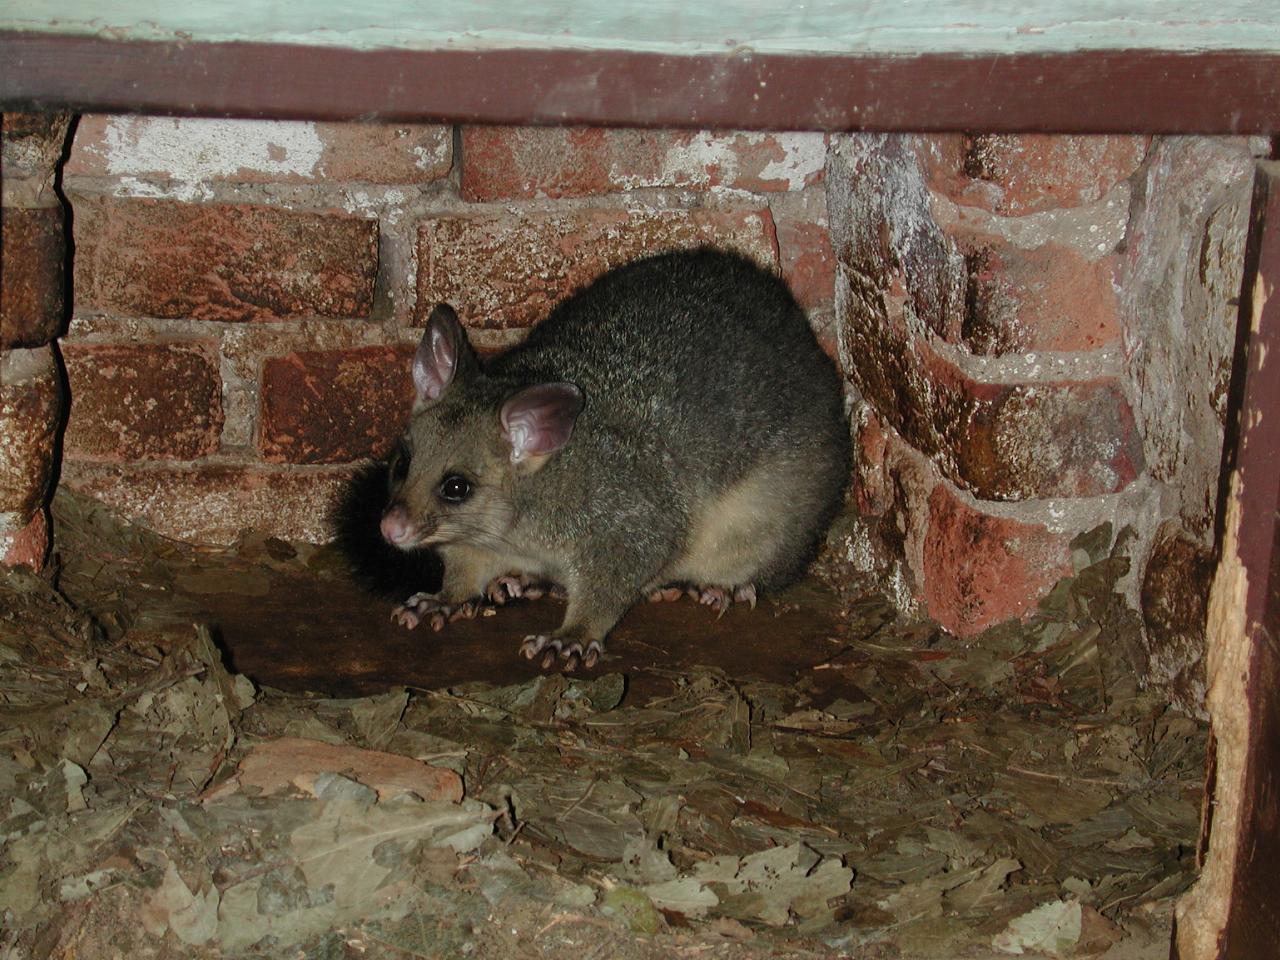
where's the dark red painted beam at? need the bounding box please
[1,31,1279,133]
[1219,162,1280,960]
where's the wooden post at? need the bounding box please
[1175,160,1280,960]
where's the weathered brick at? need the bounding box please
[958,375,1142,500]
[260,346,415,464]
[460,126,827,201]
[68,117,452,184]
[60,462,354,545]
[851,411,894,517]
[2,113,72,187]
[922,134,1149,216]
[772,187,836,312]
[839,270,1143,500]
[1,508,49,570]
[923,483,1073,636]
[62,342,224,461]
[959,239,1122,354]
[0,346,64,517]
[1,206,66,349]
[827,135,967,344]
[72,197,378,322]
[415,208,777,329]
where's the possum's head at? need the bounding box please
[379,304,582,552]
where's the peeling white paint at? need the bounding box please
[612,131,825,193]
[92,117,326,186]
[108,175,215,203]
[410,139,450,171]
[756,133,828,188]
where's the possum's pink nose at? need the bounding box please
[380,505,415,546]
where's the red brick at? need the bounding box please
[0,346,64,518]
[72,197,378,322]
[260,346,415,464]
[851,411,894,517]
[415,208,777,329]
[2,113,72,183]
[829,135,967,344]
[67,117,452,184]
[839,270,1143,501]
[62,342,224,461]
[772,187,836,311]
[1,206,66,349]
[2,509,49,571]
[922,134,1149,216]
[317,123,452,183]
[923,483,1073,636]
[460,126,827,201]
[60,462,354,545]
[959,240,1122,354]
[810,310,839,367]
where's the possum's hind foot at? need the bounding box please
[392,592,486,631]
[647,582,757,614]
[520,634,603,672]
[693,583,757,614]
[486,573,565,605]
[647,586,685,603]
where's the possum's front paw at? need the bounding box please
[520,634,603,672]
[392,592,484,631]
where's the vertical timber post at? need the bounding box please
[1174,161,1280,959]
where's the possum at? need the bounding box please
[365,247,850,671]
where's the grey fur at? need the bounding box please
[386,247,850,668]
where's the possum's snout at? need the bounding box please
[380,503,430,548]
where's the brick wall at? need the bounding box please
[825,132,1262,712]
[57,118,835,544]
[0,114,72,569]
[42,117,1260,692]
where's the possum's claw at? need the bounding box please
[520,634,552,660]
[449,599,483,621]
[647,586,685,603]
[393,592,485,631]
[487,574,562,605]
[392,592,439,629]
[520,634,603,672]
[689,583,757,616]
[487,575,527,605]
[650,583,759,613]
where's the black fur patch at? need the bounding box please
[330,460,443,600]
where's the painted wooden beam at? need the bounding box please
[3,2,1280,131]
[1,35,1278,133]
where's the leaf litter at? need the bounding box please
[0,491,1202,957]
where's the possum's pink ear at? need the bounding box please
[500,383,583,467]
[412,304,476,405]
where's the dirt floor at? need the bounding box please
[0,489,1201,958]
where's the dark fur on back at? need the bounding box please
[486,247,851,591]
[330,459,443,599]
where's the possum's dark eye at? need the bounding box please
[438,474,471,504]
[389,440,410,483]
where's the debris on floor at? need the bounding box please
[0,491,1200,957]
